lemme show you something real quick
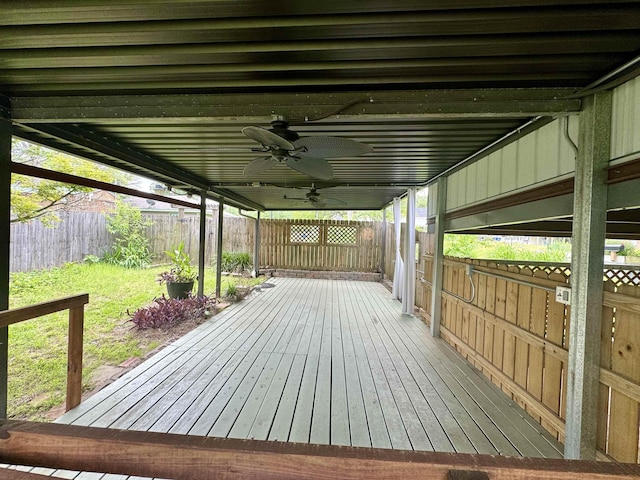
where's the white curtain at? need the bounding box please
[402,187,416,314]
[392,197,404,300]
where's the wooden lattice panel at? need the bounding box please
[289,224,320,244]
[603,267,640,286]
[326,225,358,245]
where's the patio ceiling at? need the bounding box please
[2,1,640,211]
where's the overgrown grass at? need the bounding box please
[444,234,572,262]
[8,262,264,420]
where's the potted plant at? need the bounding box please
[158,241,197,299]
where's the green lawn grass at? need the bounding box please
[8,262,263,420]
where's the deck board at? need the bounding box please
[38,277,563,479]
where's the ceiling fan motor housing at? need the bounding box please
[269,119,299,142]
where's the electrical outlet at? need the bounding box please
[465,264,473,276]
[555,286,571,305]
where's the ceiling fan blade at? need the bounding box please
[285,156,333,180]
[242,126,295,151]
[179,147,264,153]
[243,156,278,177]
[294,136,373,158]
[283,195,308,201]
[322,197,347,206]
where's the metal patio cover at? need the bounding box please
[1,1,639,211]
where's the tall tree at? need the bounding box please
[11,140,128,225]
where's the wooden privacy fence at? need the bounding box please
[143,212,254,265]
[259,219,384,272]
[10,210,256,273]
[10,212,113,273]
[419,256,640,464]
[0,294,89,412]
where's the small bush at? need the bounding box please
[127,294,214,330]
[224,283,238,298]
[220,251,252,273]
[103,198,153,268]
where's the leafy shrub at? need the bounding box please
[158,241,196,283]
[220,251,252,273]
[224,283,237,298]
[127,294,214,330]
[103,198,153,268]
[83,254,101,264]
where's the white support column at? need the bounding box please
[197,190,207,297]
[402,188,416,315]
[565,91,612,460]
[430,178,447,337]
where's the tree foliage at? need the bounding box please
[11,140,127,225]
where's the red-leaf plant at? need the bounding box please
[127,294,215,330]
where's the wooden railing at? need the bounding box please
[420,256,640,464]
[0,294,89,412]
[1,420,639,480]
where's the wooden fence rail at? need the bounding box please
[0,294,89,412]
[419,256,640,464]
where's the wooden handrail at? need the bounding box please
[1,420,639,480]
[0,294,88,412]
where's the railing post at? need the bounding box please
[66,305,84,411]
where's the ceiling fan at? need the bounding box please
[283,184,347,208]
[241,117,372,180]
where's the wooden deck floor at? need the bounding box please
[15,277,562,478]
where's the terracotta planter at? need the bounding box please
[166,281,194,299]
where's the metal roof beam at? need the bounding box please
[10,89,581,123]
[12,123,264,212]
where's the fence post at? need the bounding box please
[66,305,84,411]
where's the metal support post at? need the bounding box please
[565,91,612,460]
[252,211,260,278]
[197,190,207,297]
[215,200,224,300]
[0,101,11,418]
[380,207,387,278]
[430,178,447,337]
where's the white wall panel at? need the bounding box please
[501,142,518,193]
[427,182,437,218]
[611,75,640,160]
[517,132,535,188]
[445,117,578,212]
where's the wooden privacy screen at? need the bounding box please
[420,256,640,464]
[260,219,384,272]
